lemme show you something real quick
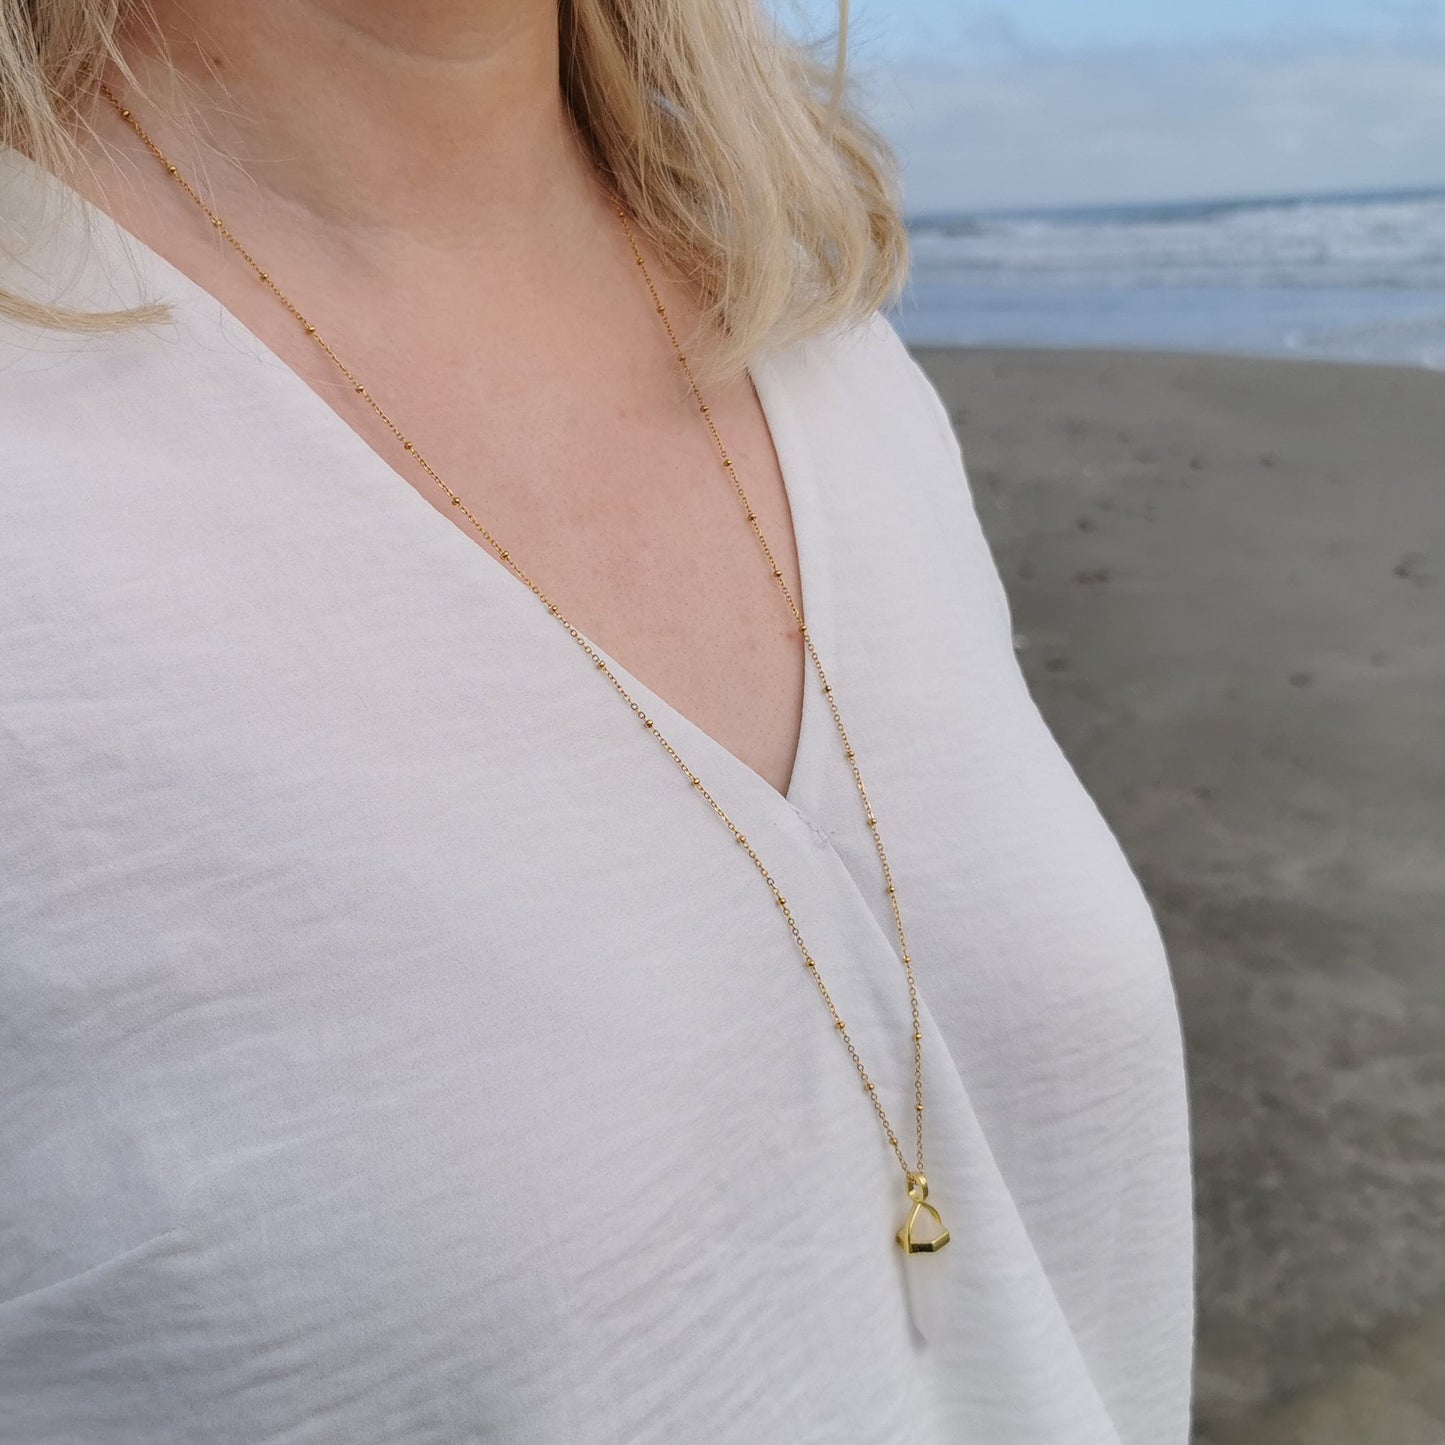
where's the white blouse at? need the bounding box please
[0,148,1194,1444]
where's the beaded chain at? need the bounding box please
[101,82,948,1253]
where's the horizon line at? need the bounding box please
[906,179,1445,227]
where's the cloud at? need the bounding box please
[865,36,1445,212]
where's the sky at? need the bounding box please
[779,0,1445,213]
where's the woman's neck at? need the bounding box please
[111,0,603,248]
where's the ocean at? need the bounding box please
[888,188,1445,369]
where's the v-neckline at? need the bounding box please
[4,145,839,819]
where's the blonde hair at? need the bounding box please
[0,0,907,383]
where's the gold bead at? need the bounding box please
[303,323,316,334]
[775,896,786,907]
[643,718,654,729]
[450,496,461,506]
[499,550,508,561]
[915,1031,923,1041]
[867,815,876,826]
[835,1019,846,1030]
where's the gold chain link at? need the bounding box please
[101,82,944,1245]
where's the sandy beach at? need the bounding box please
[910,347,1445,1444]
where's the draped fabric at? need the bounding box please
[0,148,1194,1444]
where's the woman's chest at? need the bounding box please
[0,326,1186,1441]
[7,396,1165,1136]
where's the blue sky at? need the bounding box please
[780,0,1445,212]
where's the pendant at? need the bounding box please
[896,1172,950,1253]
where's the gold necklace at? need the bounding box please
[101,83,949,1255]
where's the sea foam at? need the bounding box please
[891,190,1445,368]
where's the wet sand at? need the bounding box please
[909,347,1445,1444]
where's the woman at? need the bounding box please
[0,2,1194,1441]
